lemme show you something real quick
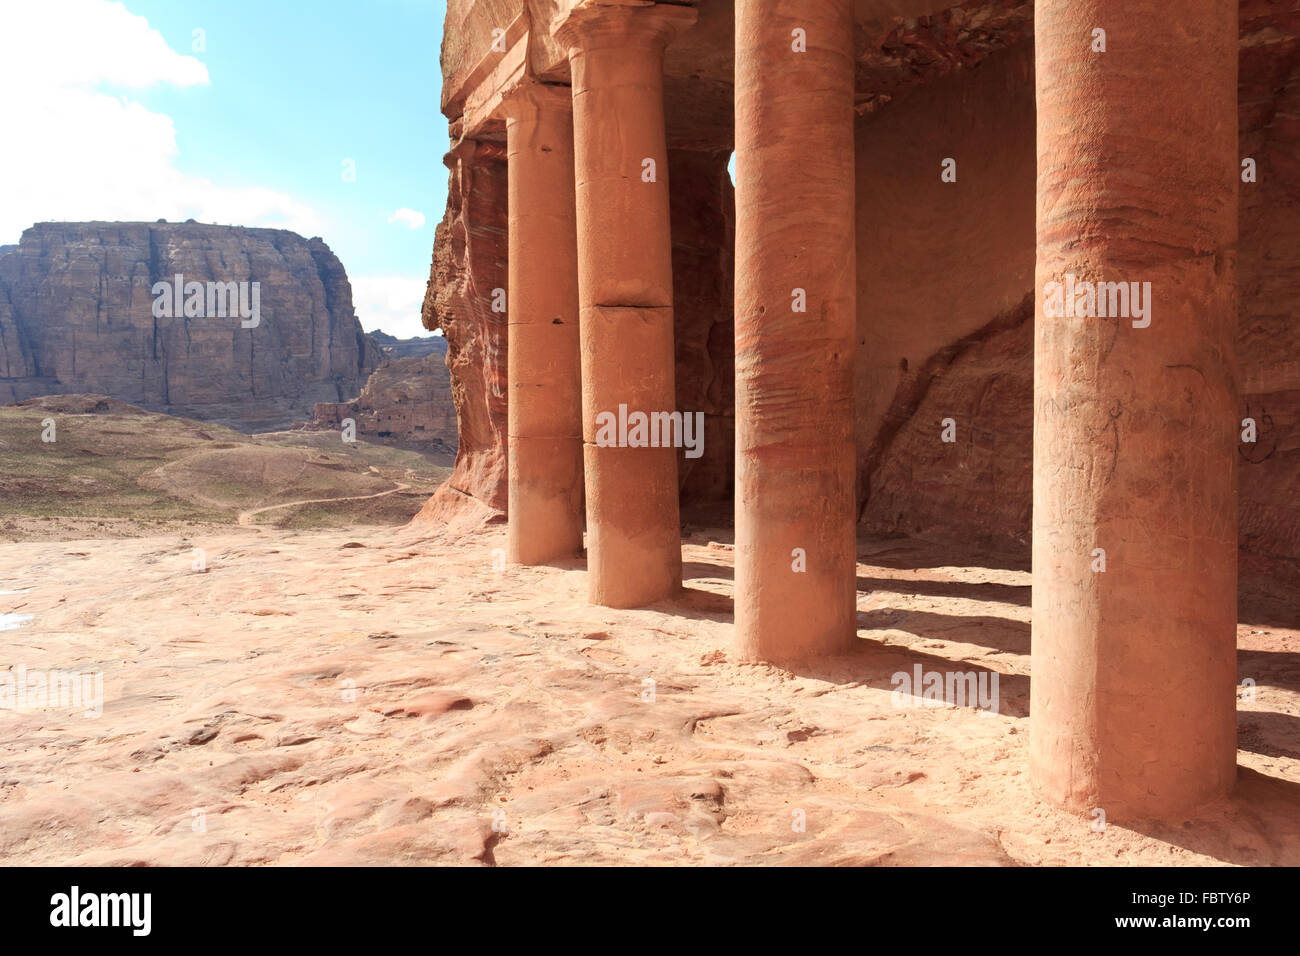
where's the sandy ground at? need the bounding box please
[1,521,1298,866]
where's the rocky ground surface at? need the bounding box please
[2,524,1297,866]
[0,396,451,541]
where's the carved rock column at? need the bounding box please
[734,0,858,662]
[1030,0,1239,816]
[554,1,696,608]
[502,82,584,565]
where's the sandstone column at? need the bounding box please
[502,82,584,565]
[553,1,696,608]
[1030,0,1239,816]
[733,0,857,662]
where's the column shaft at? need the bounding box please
[556,2,696,608]
[734,0,858,661]
[504,83,584,565]
[1030,0,1239,815]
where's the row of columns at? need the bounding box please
[503,1,691,608]
[492,0,1239,818]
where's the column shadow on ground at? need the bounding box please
[857,607,1031,655]
[1237,648,1300,694]
[857,575,1031,607]
[675,560,736,620]
[673,543,1300,864]
[1237,709,1300,760]
[857,538,1031,574]
[773,638,1031,718]
[682,560,733,583]
[1124,767,1300,866]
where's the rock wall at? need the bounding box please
[368,331,451,360]
[0,221,379,432]
[855,40,1036,553]
[1237,0,1300,564]
[417,141,735,524]
[313,353,456,449]
[416,143,510,525]
[670,147,734,509]
[857,4,1300,567]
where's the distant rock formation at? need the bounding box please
[311,353,456,451]
[0,221,381,431]
[367,330,450,360]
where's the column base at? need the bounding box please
[508,434,583,566]
[583,443,681,608]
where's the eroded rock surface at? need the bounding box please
[0,221,379,432]
[312,355,457,450]
[368,332,450,361]
[1,526,1296,865]
[418,143,508,526]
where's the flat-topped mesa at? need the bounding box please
[0,221,379,432]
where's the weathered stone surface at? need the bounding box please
[1238,0,1300,564]
[854,0,1035,114]
[312,354,456,449]
[0,277,35,382]
[856,6,1300,575]
[670,148,734,509]
[0,221,379,432]
[1030,0,1238,817]
[501,82,584,566]
[415,142,509,527]
[424,0,1300,587]
[557,1,694,608]
[4,527,1298,865]
[854,39,1035,550]
[367,331,450,360]
[734,0,857,662]
[859,298,1034,555]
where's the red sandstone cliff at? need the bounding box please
[418,142,509,524]
[857,1,1300,567]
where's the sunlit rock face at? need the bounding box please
[313,353,457,449]
[0,220,379,432]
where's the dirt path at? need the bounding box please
[236,481,410,527]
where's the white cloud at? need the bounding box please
[0,0,320,243]
[387,207,426,230]
[351,275,436,339]
[1,0,210,89]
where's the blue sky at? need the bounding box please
[0,0,449,337]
